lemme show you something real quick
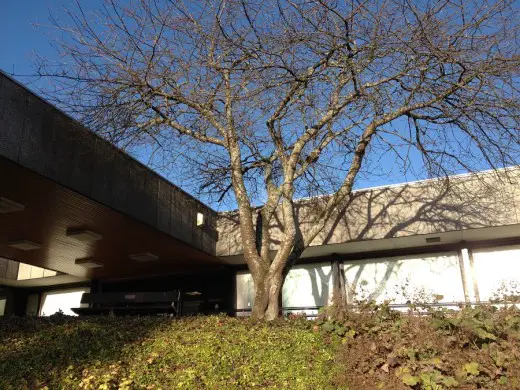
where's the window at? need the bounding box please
[343,252,464,305]
[196,212,204,227]
[40,287,90,316]
[472,245,520,302]
[235,271,254,316]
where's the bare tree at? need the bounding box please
[36,0,519,320]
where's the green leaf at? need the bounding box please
[475,327,497,340]
[322,321,335,332]
[401,373,420,386]
[334,324,347,336]
[430,318,450,329]
[499,375,508,385]
[441,376,459,387]
[464,362,480,376]
[406,349,417,361]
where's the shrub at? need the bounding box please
[320,302,520,389]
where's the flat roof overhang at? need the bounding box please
[0,70,217,262]
[220,223,520,266]
[0,156,223,283]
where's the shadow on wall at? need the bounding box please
[282,264,332,308]
[218,170,520,256]
[316,172,518,305]
[290,252,464,309]
[308,266,331,307]
[223,170,520,308]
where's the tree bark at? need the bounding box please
[265,272,284,321]
[248,271,285,321]
[251,276,269,320]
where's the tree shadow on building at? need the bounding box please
[298,173,519,306]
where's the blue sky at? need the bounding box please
[0,1,492,210]
[1,1,75,81]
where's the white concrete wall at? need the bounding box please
[39,287,90,316]
[343,252,464,305]
[282,263,332,316]
[472,245,520,302]
[235,252,465,313]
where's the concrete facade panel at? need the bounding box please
[180,198,194,243]
[0,78,26,161]
[125,163,149,223]
[342,252,464,304]
[141,171,159,227]
[90,145,117,208]
[169,190,183,237]
[237,252,465,313]
[501,170,520,225]
[157,182,172,234]
[283,263,332,308]
[18,96,50,174]
[47,116,80,187]
[0,258,21,280]
[472,245,520,302]
[67,123,97,196]
[0,72,217,254]
[217,169,520,257]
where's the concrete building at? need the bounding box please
[1,70,520,317]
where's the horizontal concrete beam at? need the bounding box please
[217,168,520,257]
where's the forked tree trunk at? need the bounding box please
[249,249,305,320]
[248,204,305,320]
[250,272,284,321]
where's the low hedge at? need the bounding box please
[0,315,336,389]
[321,303,520,389]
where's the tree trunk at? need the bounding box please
[251,277,269,320]
[265,273,284,321]
[250,271,285,321]
[249,206,303,321]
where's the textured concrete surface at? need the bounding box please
[0,258,19,280]
[217,168,520,257]
[0,72,217,255]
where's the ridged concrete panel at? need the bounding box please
[18,96,49,173]
[0,77,26,161]
[216,169,520,257]
[157,181,172,234]
[0,72,217,255]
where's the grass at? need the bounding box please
[0,315,337,389]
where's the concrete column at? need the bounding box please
[330,259,346,305]
[2,287,29,316]
[458,246,481,303]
